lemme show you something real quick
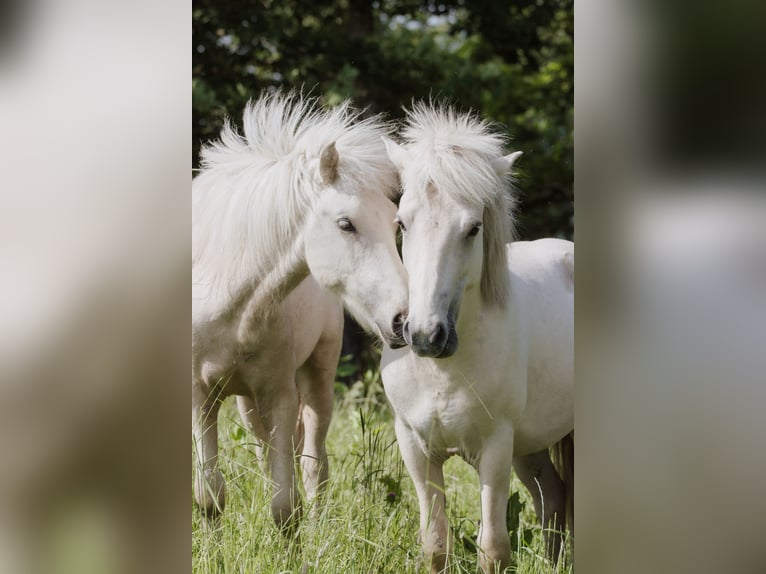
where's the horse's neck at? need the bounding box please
[456,271,510,342]
[196,231,310,338]
[234,234,309,341]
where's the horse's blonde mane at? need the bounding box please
[401,103,516,307]
[192,91,397,300]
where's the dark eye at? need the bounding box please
[395,217,407,232]
[337,218,356,233]
[467,223,481,238]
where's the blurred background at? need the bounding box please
[193,0,573,379]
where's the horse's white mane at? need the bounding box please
[192,91,397,299]
[400,102,516,307]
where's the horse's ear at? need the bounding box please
[319,141,339,184]
[491,151,523,176]
[382,136,407,171]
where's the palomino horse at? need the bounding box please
[192,92,408,531]
[380,104,574,573]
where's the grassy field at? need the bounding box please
[192,376,572,574]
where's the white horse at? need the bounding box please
[192,93,408,532]
[380,105,574,573]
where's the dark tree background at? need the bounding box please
[193,0,573,379]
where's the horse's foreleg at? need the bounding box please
[477,430,514,574]
[513,450,567,562]
[296,361,334,504]
[260,383,302,534]
[236,395,270,472]
[394,419,450,574]
[192,383,225,519]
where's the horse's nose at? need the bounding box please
[392,311,406,338]
[408,321,449,357]
[389,311,408,349]
[427,322,448,349]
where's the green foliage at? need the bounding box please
[193,0,572,240]
[335,354,358,380]
[351,406,406,507]
[336,350,387,405]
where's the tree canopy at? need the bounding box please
[193,0,573,240]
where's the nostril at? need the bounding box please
[402,320,411,340]
[429,323,447,346]
[392,312,405,331]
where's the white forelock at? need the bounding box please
[400,102,512,209]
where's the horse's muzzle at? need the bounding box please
[404,319,458,358]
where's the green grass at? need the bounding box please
[192,382,572,573]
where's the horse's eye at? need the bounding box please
[467,223,481,238]
[395,218,407,232]
[337,218,356,233]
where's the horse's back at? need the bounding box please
[507,238,573,288]
[507,239,574,454]
[506,239,573,348]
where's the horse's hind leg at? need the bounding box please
[513,450,567,561]
[296,331,341,504]
[557,431,574,558]
[192,382,225,520]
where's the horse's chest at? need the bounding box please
[405,384,492,457]
[382,349,517,459]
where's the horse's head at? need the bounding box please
[383,126,520,358]
[304,141,408,349]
